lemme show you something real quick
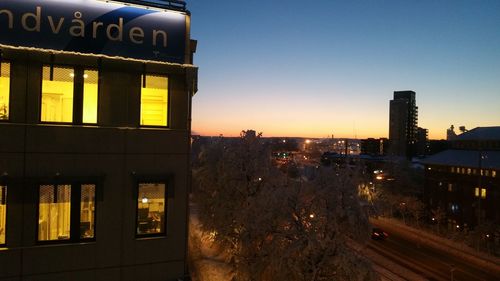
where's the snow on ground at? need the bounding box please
[189,208,423,281]
[348,239,427,281]
[188,211,233,281]
[371,217,500,275]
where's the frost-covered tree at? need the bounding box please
[193,131,377,281]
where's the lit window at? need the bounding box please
[481,188,487,199]
[41,66,74,123]
[80,184,96,239]
[38,183,97,242]
[451,167,455,173]
[137,183,166,236]
[467,168,471,175]
[493,171,496,178]
[0,62,10,121]
[83,70,98,124]
[475,187,480,197]
[0,185,6,245]
[140,75,168,126]
[484,170,489,177]
[38,185,71,241]
[448,184,453,192]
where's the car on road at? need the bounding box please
[371,228,388,240]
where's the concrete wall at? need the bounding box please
[0,48,195,281]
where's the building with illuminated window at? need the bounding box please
[422,127,500,228]
[360,138,389,156]
[0,0,197,280]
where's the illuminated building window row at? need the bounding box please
[1,179,168,246]
[450,166,496,178]
[1,62,169,127]
[474,187,487,199]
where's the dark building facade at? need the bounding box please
[361,138,389,156]
[0,0,197,280]
[416,127,429,156]
[423,127,500,228]
[389,91,418,159]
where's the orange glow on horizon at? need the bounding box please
[192,123,450,140]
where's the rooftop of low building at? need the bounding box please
[455,126,500,141]
[421,149,500,170]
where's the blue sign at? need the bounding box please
[0,0,187,63]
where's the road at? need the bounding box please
[368,222,500,281]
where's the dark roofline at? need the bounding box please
[456,126,500,141]
[113,0,188,13]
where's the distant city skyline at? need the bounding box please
[189,0,500,139]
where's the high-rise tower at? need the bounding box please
[389,91,418,159]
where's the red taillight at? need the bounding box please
[374,233,379,236]
[383,232,388,237]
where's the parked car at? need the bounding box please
[371,228,388,240]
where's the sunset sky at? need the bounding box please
[189,0,500,139]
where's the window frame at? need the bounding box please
[0,60,12,122]
[39,65,100,125]
[134,175,172,238]
[139,73,171,128]
[36,181,99,244]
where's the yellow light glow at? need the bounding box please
[80,184,95,239]
[140,75,168,126]
[0,185,6,245]
[0,62,10,121]
[481,188,487,199]
[137,183,166,235]
[41,66,74,123]
[83,70,98,124]
[38,185,71,241]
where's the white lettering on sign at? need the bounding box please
[0,6,168,47]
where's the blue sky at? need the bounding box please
[188,0,500,139]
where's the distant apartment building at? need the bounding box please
[0,0,197,280]
[360,138,389,156]
[416,127,429,156]
[422,127,500,228]
[389,91,418,159]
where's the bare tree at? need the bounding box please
[193,131,376,281]
[405,196,425,228]
[431,207,447,234]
